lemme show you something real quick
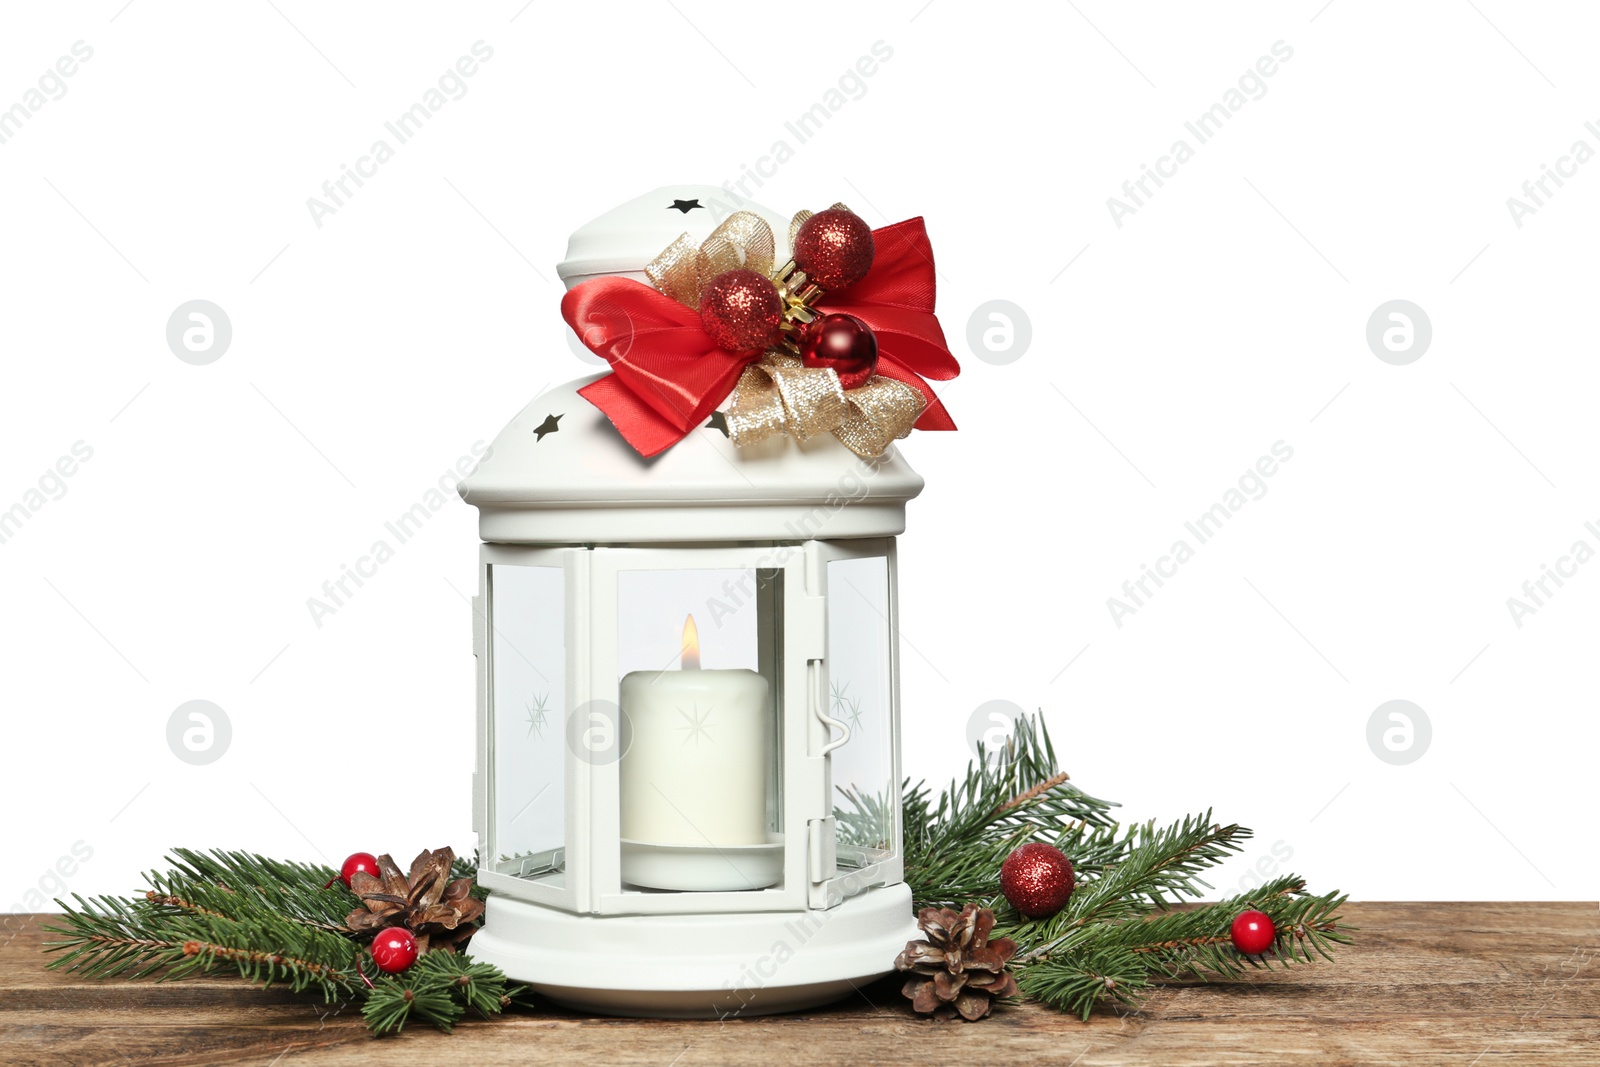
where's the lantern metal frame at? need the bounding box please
[471,538,906,917]
[458,374,926,1016]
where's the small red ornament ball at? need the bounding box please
[699,268,783,353]
[328,852,379,889]
[1230,910,1276,955]
[793,208,875,290]
[371,927,419,974]
[999,842,1075,919]
[799,313,879,389]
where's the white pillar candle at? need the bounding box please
[619,616,770,849]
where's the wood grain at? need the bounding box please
[3,904,1597,1066]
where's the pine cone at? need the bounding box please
[345,847,484,953]
[895,904,1018,1021]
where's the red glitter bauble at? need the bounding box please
[999,842,1075,920]
[699,268,783,353]
[799,313,878,389]
[793,209,875,290]
[1230,910,1276,955]
[371,927,419,974]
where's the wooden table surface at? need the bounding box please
[4,903,1597,1066]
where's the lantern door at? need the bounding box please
[586,545,818,915]
[475,544,583,912]
[805,538,904,909]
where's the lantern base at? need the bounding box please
[467,882,919,1019]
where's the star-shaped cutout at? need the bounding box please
[668,198,703,214]
[705,411,730,437]
[676,704,713,747]
[533,413,562,441]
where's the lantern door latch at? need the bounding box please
[810,659,851,756]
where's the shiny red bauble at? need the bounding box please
[1230,910,1276,955]
[999,842,1076,920]
[370,927,419,974]
[798,313,878,390]
[699,268,783,353]
[327,852,379,889]
[793,208,875,290]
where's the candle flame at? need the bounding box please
[681,613,701,670]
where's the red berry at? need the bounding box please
[799,313,879,390]
[336,852,380,888]
[371,927,418,974]
[999,842,1075,919]
[1230,910,1276,955]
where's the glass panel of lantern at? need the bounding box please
[614,565,786,896]
[486,562,567,886]
[824,553,897,877]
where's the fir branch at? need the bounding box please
[145,866,350,935]
[1023,812,1251,946]
[1014,946,1155,1018]
[43,894,201,983]
[143,891,230,921]
[900,712,1355,1020]
[163,849,354,929]
[903,714,1115,910]
[362,948,519,1034]
[994,771,1071,817]
[1016,882,1352,1018]
[43,847,518,1036]
[1049,822,1137,879]
[1005,815,1239,973]
[178,939,362,992]
[45,891,365,999]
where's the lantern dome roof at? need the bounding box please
[458,375,924,544]
[555,184,793,288]
[462,184,925,544]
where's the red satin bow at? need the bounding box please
[562,217,959,459]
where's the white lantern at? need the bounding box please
[458,187,923,1018]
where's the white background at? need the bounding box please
[2,0,1595,908]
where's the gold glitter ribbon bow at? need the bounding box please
[644,209,927,458]
[647,211,775,307]
[725,354,925,457]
